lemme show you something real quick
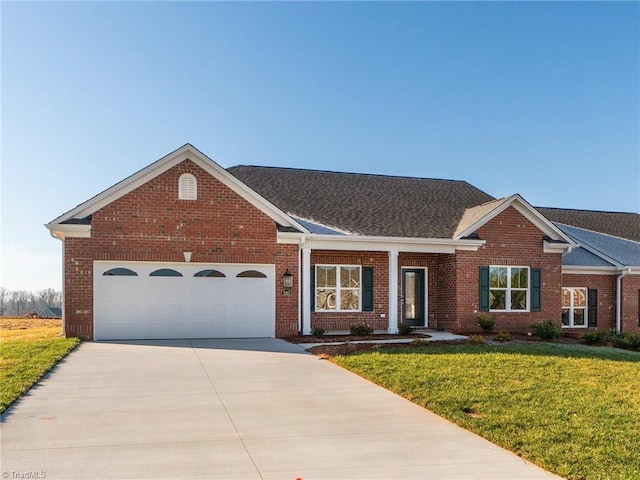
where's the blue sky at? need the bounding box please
[2,1,639,292]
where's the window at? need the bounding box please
[149,268,183,277]
[489,266,529,311]
[103,268,138,276]
[194,269,226,278]
[562,287,587,328]
[178,173,197,200]
[237,270,267,278]
[315,265,361,311]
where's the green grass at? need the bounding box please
[332,343,640,480]
[1,320,80,412]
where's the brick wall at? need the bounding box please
[450,207,563,333]
[63,159,299,340]
[621,275,640,334]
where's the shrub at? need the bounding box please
[582,330,609,345]
[610,332,640,351]
[467,334,484,344]
[410,338,427,346]
[474,313,496,333]
[350,322,374,336]
[533,320,562,340]
[311,327,326,339]
[494,332,511,342]
[398,324,413,336]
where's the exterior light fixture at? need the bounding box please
[282,269,294,289]
[183,251,193,262]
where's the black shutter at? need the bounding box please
[479,266,490,312]
[588,289,598,327]
[531,268,541,312]
[362,267,374,312]
[638,289,640,327]
[310,265,315,311]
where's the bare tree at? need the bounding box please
[10,290,29,316]
[0,287,8,316]
[38,288,58,310]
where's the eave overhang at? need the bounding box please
[45,223,91,240]
[278,231,485,253]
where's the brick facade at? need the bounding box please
[621,276,640,334]
[63,160,299,340]
[444,207,563,333]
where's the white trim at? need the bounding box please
[302,248,311,335]
[455,194,577,246]
[278,232,484,253]
[488,265,530,313]
[314,265,362,312]
[400,267,428,328]
[562,266,619,275]
[48,144,307,232]
[388,251,399,334]
[45,223,91,239]
[561,287,588,329]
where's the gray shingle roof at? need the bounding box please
[562,247,616,267]
[227,166,494,238]
[538,207,640,242]
[556,223,640,267]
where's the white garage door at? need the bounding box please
[94,262,275,340]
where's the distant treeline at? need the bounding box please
[0,288,62,317]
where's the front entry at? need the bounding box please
[401,268,426,327]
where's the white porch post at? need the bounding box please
[302,248,311,335]
[388,250,399,334]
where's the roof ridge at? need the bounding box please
[538,206,639,216]
[228,164,482,185]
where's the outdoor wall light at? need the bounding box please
[282,269,294,289]
[183,251,193,262]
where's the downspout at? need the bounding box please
[616,268,632,334]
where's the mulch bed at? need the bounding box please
[296,332,582,358]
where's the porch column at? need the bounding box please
[302,247,311,335]
[388,250,399,334]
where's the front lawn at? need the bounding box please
[332,343,640,480]
[1,319,80,412]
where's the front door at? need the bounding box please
[402,269,425,327]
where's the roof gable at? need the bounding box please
[47,144,305,234]
[228,165,494,238]
[454,194,575,244]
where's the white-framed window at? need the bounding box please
[178,173,197,200]
[489,266,529,311]
[562,287,587,328]
[315,265,361,312]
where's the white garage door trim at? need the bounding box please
[94,261,275,340]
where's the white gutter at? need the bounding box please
[616,268,632,333]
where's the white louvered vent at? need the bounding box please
[178,173,197,200]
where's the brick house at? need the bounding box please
[46,144,640,340]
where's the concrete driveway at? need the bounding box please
[1,339,559,480]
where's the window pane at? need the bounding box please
[490,290,506,310]
[512,268,528,288]
[511,290,527,310]
[340,266,360,288]
[340,290,359,310]
[562,288,571,307]
[317,266,336,288]
[562,309,570,325]
[316,289,336,310]
[490,267,507,288]
[574,308,586,326]
[573,289,586,308]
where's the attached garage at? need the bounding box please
[93,261,275,340]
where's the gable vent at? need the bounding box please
[178,173,197,200]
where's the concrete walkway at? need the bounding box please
[1,339,560,480]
